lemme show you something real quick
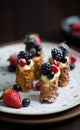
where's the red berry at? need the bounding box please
[51,65,58,73]
[35,82,41,90]
[18,58,27,66]
[8,53,18,67]
[70,55,77,63]
[3,89,22,108]
[53,60,59,66]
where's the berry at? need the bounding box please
[31,34,41,45]
[35,82,41,90]
[8,65,16,72]
[22,98,30,107]
[70,63,75,70]
[8,53,18,67]
[18,58,27,66]
[51,47,63,62]
[47,70,54,79]
[58,42,69,56]
[51,65,58,74]
[18,51,27,60]
[13,84,22,92]
[70,55,77,63]
[24,36,37,50]
[40,63,51,75]
[3,89,22,108]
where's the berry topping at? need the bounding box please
[35,82,41,90]
[51,47,67,63]
[47,70,54,79]
[22,98,30,107]
[58,42,69,56]
[18,58,27,66]
[40,63,51,75]
[18,51,27,60]
[51,65,58,74]
[70,55,77,63]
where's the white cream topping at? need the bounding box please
[18,59,34,71]
[59,56,70,69]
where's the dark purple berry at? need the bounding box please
[13,84,22,92]
[58,42,69,56]
[22,98,30,107]
[47,71,54,79]
[8,65,16,72]
[40,63,51,75]
[70,63,75,70]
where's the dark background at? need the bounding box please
[0,0,80,43]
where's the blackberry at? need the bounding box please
[18,51,27,60]
[29,48,36,57]
[58,42,69,56]
[34,44,42,52]
[51,47,63,62]
[47,70,54,79]
[25,37,37,50]
[40,63,51,75]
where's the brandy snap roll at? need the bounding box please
[16,51,35,92]
[24,33,44,79]
[40,62,60,103]
[51,42,70,87]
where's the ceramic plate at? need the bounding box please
[0,42,80,115]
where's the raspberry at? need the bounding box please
[70,55,77,63]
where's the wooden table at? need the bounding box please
[0,41,80,130]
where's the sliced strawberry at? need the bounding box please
[51,65,58,74]
[8,53,18,67]
[3,89,22,108]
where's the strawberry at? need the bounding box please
[3,89,22,108]
[30,33,42,45]
[8,53,18,67]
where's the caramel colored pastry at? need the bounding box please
[58,61,70,87]
[40,63,60,103]
[24,33,44,79]
[33,50,44,79]
[51,42,70,87]
[16,51,35,92]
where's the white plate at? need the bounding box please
[0,42,80,115]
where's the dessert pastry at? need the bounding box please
[51,42,70,87]
[40,62,60,103]
[24,33,44,79]
[16,51,35,92]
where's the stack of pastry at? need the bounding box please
[51,42,70,87]
[40,62,60,103]
[16,51,35,92]
[24,33,44,79]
